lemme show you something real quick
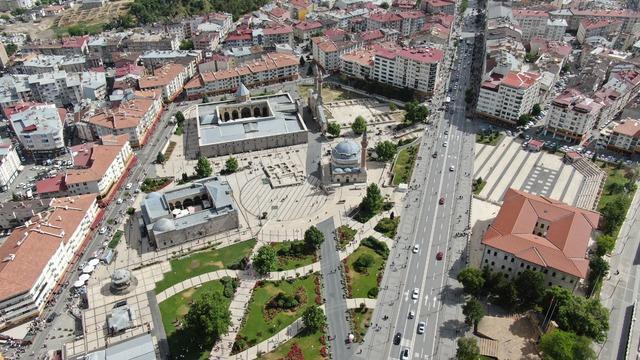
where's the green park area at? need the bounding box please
[393,146,418,185]
[349,307,373,343]
[234,275,321,353]
[259,328,325,359]
[270,240,317,271]
[155,239,256,293]
[344,237,389,298]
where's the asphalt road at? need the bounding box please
[356,14,478,360]
[25,103,178,358]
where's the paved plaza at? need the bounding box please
[474,136,585,206]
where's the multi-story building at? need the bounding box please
[27,71,83,106]
[293,21,324,42]
[225,25,294,48]
[0,198,54,229]
[184,53,299,98]
[545,19,568,42]
[23,36,89,56]
[138,63,190,101]
[341,48,375,80]
[480,188,600,291]
[0,194,98,330]
[7,103,66,159]
[0,141,21,192]
[290,0,313,21]
[576,19,623,44]
[82,91,162,147]
[192,32,221,51]
[35,134,133,198]
[139,50,202,78]
[543,89,602,143]
[321,7,370,29]
[366,11,403,33]
[513,9,549,42]
[123,33,179,52]
[594,70,640,127]
[87,35,126,65]
[81,71,107,101]
[311,36,362,72]
[565,9,640,33]
[398,11,427,37]
[19,54,87,74]
[600,118,640,153]
[422,0,455,14]
[372,46,444,95]
[476,71,541,125]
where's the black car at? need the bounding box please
[394,332,402,345]
[46,312,58,323]
[432,152,438,158]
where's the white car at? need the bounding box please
[412,288,420,300]
[409,310,415,319]
[412,245,420,253]
[417,322,426,334]
[449,165,455,171]
[443,141,448,147]
[98,227,107,235]
[125,183,133,190]
[116,198,123,204]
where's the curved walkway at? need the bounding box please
[156,269,242,303]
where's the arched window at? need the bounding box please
[232,110,239,120]
[253,108,261,117]
[262,107,269,116]
[224,112,230,121]
[241,107,251,118]
[183,198,194,208]
[174,201,182,209]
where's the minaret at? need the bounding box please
[316,65,323,103]
[361,130,368,170]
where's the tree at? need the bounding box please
[183,290,231,344]
[595,234,616,256]
[299,56,306,66]
[462,297,485,333]
[531,103,542,116]
[600,195,630,234]
[514,270,545,308]
[285,343,304,360]
[518,114,533,126]
[457,268,485,296]
[179,39,194,50]
[302,305,326,331]
[225,157,239,173]
[175,111,185,125]
[379,1,389,8]
[156,151,165,164]
[195,156,213,178]
[404,101,429,124]
[456,337,480,360]
[354,253,375,272]
[539,329,596,360]
[375,141,397,162]
[388,102,397,111]
[252,246,277,275]
[495,279,518,310]
[556,296,609,342]
[352,116,367,135]
[5,43,17,56]
[327,122,341,137]
[360,183,384,216]
[202,95,210,103]
[587,256,609,291]
[304,226,324,250]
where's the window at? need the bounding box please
[485,259,488,264]
[508,268,512,272]
[520,263,524,268]
[491,261,495,266]
[504,255,508,260]
[526,265,530,270]
[501,265,505,269]
[494,251,497,256]
[487,249,491,254]
[511,258,515,263]
[552,272,556,277]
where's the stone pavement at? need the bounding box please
[210,278,257,359]
[346,298,377,309]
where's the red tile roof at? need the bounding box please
[61,35,88,48]
[580,19,623,30]
[482,188,600,278]
[263,25,293,35]
[369,12,402,23]
[513,9,549,18]
[613,119,640,138]
[294,21,323,31]
[36,174,66,194]
[502,71,540,89]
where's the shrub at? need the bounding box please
[367,287,379,298]
[361,237,389,258]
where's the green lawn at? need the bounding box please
[235,275,319,352]
[393,146,418,185]
[374,217,400,238]
[155,239,256,294]
[270,240,316,271]
[258,328,325,360]
[159,280,230,360]
[475,133,504,146]
[598,165,631,210]
[349,307,373,343]
[344,246,385,298]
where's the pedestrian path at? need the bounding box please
[346,298,377,309]
[155,269,242,303]
[209,278,257,359]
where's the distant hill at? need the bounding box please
[128,0,270,24]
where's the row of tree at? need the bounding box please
[253,226,325,275]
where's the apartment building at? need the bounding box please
[341,48,376,80]
[23,36,89,56]
[0,141,21,192]
[366,11,403,33]
[123,33,179,52]
[7,103,66,159]
[476,71,541,125]
[594,70,640,127]
[372,46,444,95]
[36,134,133,198]
[192,32,221,51]
[545,19,568,42]
[293,21,324,42]
[321,7,370,29]
[0,194,98,330]
[225,25,294,48]
[20,54,87,75]
[422,0,455,14]
[543,89,602,142]
[576,19,623,44]
[481,188,600,291]
[600,118,640,153]
[139,50,202,78]
[312,36,362,72]
[82,91,162,147]
[27,71,83,106]
[513,9,549,42]
[398,11,427,37]
[138,63,189,101]
[290,0,313,20]
[184,53,298,98]
[566,9,640,33]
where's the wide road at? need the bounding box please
[356,18,478,360]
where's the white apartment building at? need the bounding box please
[576,19,623,44]
[594,70,640,127]
[27,71,83,107]
[20,54,87,75]
[8,103,66,158]
[370,47,444,95]
[476,71,541,125]
[0,141,21,192]
[139,63,190,101]
[544,89,602,143]
[84,91,162,147]
[513,9,549,42]
[481,188,600,291]
[81,72,107,101]
[312,36,362,72]
[545,19,568,42]
[123,32,179,52]
[341,49,375,80]
[0,194,98,330]
[184,53,299,98]
[600,118,640,153]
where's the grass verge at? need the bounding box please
[107,230,123,249]
[393,146,418,185]
[258,328,326,359]
[270,240,316,271]
[349,307,373,343]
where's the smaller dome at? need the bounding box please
[146,192,163,200]
[111,269,131,283]
[153,218,175,232]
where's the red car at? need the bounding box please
[439,197,445,205]
[436,251,444,261]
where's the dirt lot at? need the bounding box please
[1,16,56,39]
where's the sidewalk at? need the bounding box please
[155,269,242,303]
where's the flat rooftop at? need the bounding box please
[196,93,306,146]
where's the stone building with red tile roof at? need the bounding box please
[481,188,600,291]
